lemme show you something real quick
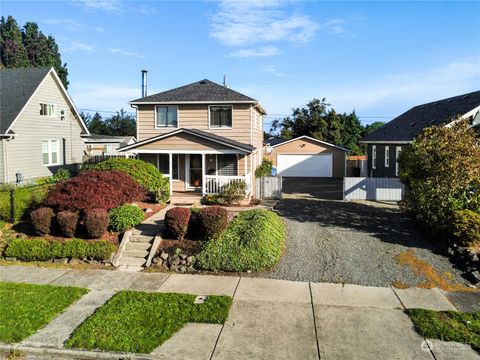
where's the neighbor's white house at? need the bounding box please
[0,67,90,183]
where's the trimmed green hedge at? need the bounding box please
[196,209,285,271]
[4,238,116,261]
[109,204,145,232]
[93,158,170,203]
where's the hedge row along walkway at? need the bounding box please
[1,265,478,360]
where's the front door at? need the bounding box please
[187,154,202,190]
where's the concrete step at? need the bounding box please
[126,241,151,252]
[118,257,146,267]
[129,235,153,243]
[123,249,149,258]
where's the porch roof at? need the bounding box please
[118,128,255,153]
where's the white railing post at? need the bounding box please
[168,153,173,196]
[201,154,206,196]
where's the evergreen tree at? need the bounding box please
[0,16,69,87]
[104,109,136,136]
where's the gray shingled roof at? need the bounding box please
[0,67,52,134]
[361,90,480,142]
[119,128,255,152]
[130,79,257,103]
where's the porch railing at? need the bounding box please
[204,175,251,195]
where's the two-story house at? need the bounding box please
[361,90,480,178]
[0,67,90,183]
[119,79,266,199]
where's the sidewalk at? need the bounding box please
[1,265,478,360]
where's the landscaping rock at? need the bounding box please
[180,259,186,265]
[179,253,188,260]
[53,258,69,264]
[170,257,181,266]
[186,256,194,264]
[5,257,16,261]
[68,258,82,265]
[145,208,153,214]
[160,252,169,261]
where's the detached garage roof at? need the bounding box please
[267,136,349,152]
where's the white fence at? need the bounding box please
[204,175,250,195]
[256,176,282,199]
[343,177,405,201]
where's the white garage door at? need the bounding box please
[277,154,333,177]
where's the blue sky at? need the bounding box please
[4,0,480,129]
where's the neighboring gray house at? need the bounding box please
[0,67,90,183]
[84,134,136,157]
[361,90,480,178]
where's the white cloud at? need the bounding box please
[63,41,96,53]
[322,19,348,35]
[73,0,157,15]
[44,19,103,32]
[210,0,319,46]
[262,64,289,78]
[227,46,280,58]
[107,48,145,58]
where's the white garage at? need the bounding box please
[277,154,333,177]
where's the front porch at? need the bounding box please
[140,152,252,198]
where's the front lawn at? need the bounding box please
[65,291,232,353]
[0,282,88,343]
[406,308,480,353]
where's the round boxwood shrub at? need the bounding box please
[451,210,480,247]
[109,204,145,232]
[198,206,228,239]
[84,208,109,238]
[93,158,170,203]
[30,207,54,235]
[196,209,286,272]
[56,210,79,238]
[165,207,191,240]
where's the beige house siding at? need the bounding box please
[134,132,235,151]
[4,72,87,182]
[268,138,346,178]
[137,104,259,145]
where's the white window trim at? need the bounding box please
[60,108,66,121]
[40,103,56,117]
[155,105,179,129]
[395,146,402,176]
[385,146,390,167]
[42,139,60,166]
[157,153,180,180]
[208,105,233,130]
[372,145,376,169]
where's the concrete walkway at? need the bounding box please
[1,265,478,360]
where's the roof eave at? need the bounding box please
[128,100,258,105]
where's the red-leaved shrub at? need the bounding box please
[30,207,54,235]
[199,206,228,239]
[165,207,191,240]
[56,210,79,238]
[44,170,146,213]
[84,208,109,238]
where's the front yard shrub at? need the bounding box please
[198,206,228,239]
[452,210,480,247]
[56,210,79,238]
[255,157,273,178]
[201,194,225,206]
[109,204,144,232]
[0,184,49,222]
[84,208,109,238]
[30,207,54,235]
[221,181,247,205]
[93,158,170,203]
[398,119,480,236]
[37,168,71,185]
[4,238,116,261]
[196,209,286,271]
[44,170,146,213]
[165,207,191,240]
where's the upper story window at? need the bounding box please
[372,145,377,169]
[156,106,178,128]
[42,139,59,166]
[60,109,66,121]
[209,106,232,128]
[385,146,390,167]
[40,103,55,117]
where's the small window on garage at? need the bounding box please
[372,145,377,169]
[385,146,390,167]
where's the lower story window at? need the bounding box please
[42,140,59,166]
[158,154,179,180]
[217,154,237,176]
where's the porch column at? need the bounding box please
[169,153,173,196]
[201,153,206,195]
[244,154,248,176]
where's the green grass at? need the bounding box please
[65,291,232,353]
[406,308,480,352]
[0,282,88,343]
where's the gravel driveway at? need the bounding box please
[256,195,467,287]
